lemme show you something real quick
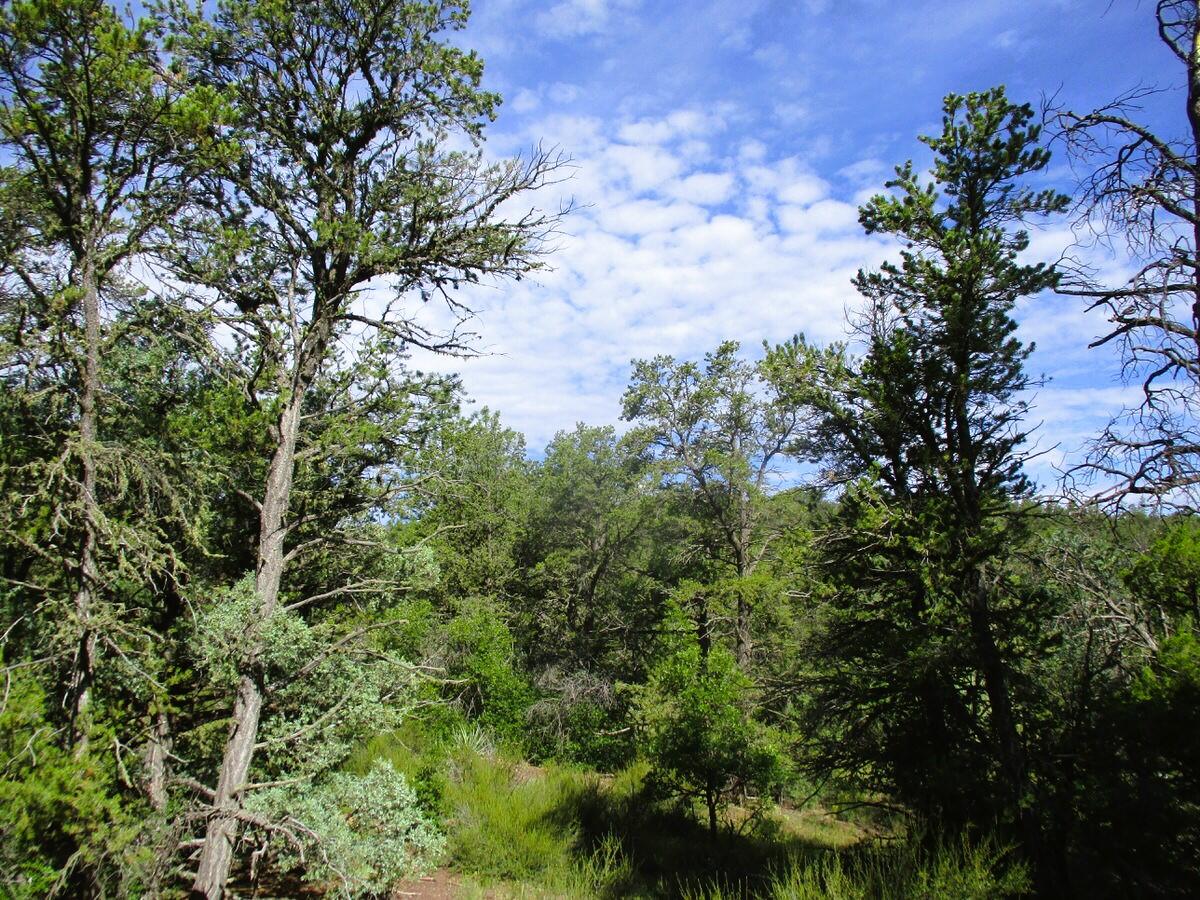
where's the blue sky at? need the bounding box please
[410,0,1181,490]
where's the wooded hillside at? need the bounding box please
[1,2,1198,898]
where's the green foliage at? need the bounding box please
[245,759,443,897]
[771,90,1069,854]
[623,340,811,669]
[521,424,660,671]
[1069,622,1200,896]
[419,411,535,602]
[1125,517,1200,618]
[0,675,147,898]
[1,1,1197,895]
[689,836,1027,900]
[190,574,261,688]
[444,598,536,747]
[529,695,636,771]
[633,625,788,833]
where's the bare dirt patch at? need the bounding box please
[392,867,474,899]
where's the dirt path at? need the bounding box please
[392,868,473,899]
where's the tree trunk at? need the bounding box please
[68,257,101,756]
[191,392,303,898]
[965,574,1047,884]
[734,591,751,670]
[1187,16,1200,369]
[695,592,711,665]
[734,546,752,670]
[967,587,1024,800]
[705,780,718,836]
[145,705,171,811]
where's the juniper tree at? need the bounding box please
[622,341,808,670]
[0,0,223,758]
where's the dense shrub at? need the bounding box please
[245,759,443,897]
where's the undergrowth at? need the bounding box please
[347,724,1028,898]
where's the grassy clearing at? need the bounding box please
[348,728,1026,898]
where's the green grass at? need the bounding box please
[349,729,1027,899]
[444,754,586,882]
[683,836,1028,899]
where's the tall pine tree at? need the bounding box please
[772,86,1067,879]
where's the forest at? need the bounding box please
[1,0,1198,897]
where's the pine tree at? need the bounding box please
[158,1,565,893]
[772,86,1068,874]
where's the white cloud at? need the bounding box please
[664,171,736,205]
[616,119,675,144]
[617,109,722,144]
[752,43,788,68]
[597,198,707,236]
[604,143,685,191]
[837,157,889,187]
[535,0,640,39]
[507,83,583,115]
[774,101,809,125]
[547,82,582,104]
[510,89,541,114]
[777,170,830,205]
[406,99,1137,490]
[409,106,895,450]
[776,198,859,234]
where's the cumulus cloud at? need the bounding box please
[406,109,1138,483]
[432,0,1167,484]
[664,172,736,205]
[534,0,640,39]
[410,105,892,451]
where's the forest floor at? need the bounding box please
[393,868,469,899]
[393,755,873,899]
[235,740,883,899]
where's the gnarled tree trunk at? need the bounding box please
[191,391,303,898]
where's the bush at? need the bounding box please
[0,675,146,897]
[245,759,443,897]
[444,599,535,748]
[633,642,788,834]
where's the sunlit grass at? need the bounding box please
[349,730,1025,898]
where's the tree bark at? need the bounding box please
[68,256,101,756]
[1187,14,1200,368]
[191,391,303,898]
[695,592,711,666]
[965,572,1050,885]
[734,592,751,670]
[734,545,751,670]
[705,780,718,836]
[145,705,172,812]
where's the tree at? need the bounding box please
[622,341,809,669]
[1009,511,1200,895]
[518,425,661,764]
[522,426,659,666]
[632,612,786,836]
[1053,1,1200,510]
[161,0,566,893]
[415,409,535,604]
[771,87,1067,870]
[0,0,221,755]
